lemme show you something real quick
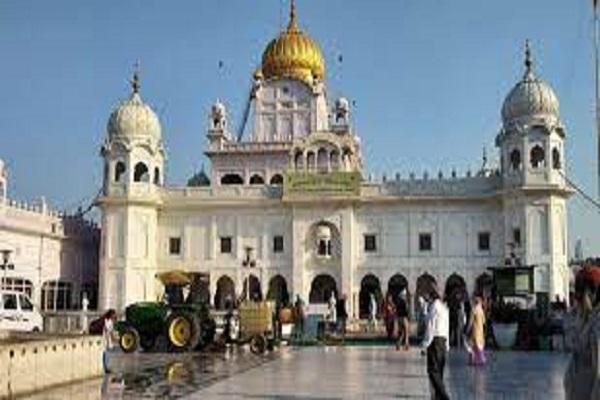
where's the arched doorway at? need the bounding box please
[444,273,468,348]
[309,274,337,303]
[444,274,467,303]
[266,275,289,306]
[415,273,437,301]
[475,273,494,300]
[387,274,408,299]
[359,274,382,319]
[214,276,235,310]
[241,274,262,301]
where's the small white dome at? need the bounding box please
[107,72,161,140]
[335,97,349,111]
[211,100,226,117]
[501,42,559,126]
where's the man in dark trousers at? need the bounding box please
[336,294,348,336]
[395,289,410,350]
[421,286,450,400]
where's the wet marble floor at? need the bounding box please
[23,346,570,400]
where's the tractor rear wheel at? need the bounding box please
[166,311,201,352]
[119,326,140,353]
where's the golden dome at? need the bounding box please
[260,0,325,85]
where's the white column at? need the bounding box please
[341,207,355,318]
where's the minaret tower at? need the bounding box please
[496,41,572,302]
[98,68,165,310]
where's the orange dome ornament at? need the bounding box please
[260,0,325,86]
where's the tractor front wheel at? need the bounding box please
[166,312,201,352]
[119,326,140,353]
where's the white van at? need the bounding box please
[0,291,43,332]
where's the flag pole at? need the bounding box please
[594,1,600,198]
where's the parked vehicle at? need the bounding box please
[0,290,43,332]
[229,300,277,354]
[116,271,216,353]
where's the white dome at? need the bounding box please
[107,92,161,140]
[501,43,559,126]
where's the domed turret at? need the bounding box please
[107,71,162,140]
[259,0,325,86]
[501,41,559,127]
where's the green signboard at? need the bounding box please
[283,171,361,198]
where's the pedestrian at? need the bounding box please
[395,289,410,350]
[383,293,396,340]
[336,294,348,336]
[417,295,427,339]
[102,309,117,374]
[294,295,305,339]
[421,287,450,400]
[467,295,487,366]
[369,293,378,331]
[327,292,337,334]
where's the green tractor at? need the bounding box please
[117,271,216,353]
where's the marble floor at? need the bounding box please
[23,346,570,400]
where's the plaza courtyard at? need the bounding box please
[24,346,569,399]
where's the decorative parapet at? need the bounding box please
[1,196,99,240]
[283,171,361,198]
[361,174,503,198]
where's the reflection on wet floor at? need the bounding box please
[24,347,280,400]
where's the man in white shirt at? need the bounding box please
[421,287,450,400]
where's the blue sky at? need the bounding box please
[0,0,599,256]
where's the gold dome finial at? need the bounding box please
[288,0,298,32]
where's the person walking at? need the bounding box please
[294,295,305,340]
[328,292,337,334]
[383,293,397,340]
[369,293,378,332]
[421,287,450,400]
[102,309,117,374]
[395,289,410,350]
[467,296,487,366]
[336,294,348,336]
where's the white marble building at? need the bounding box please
[0,159,100,310]
[98,3,572,317]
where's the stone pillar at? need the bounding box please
[291,209,305,301]
[340,206,355,318]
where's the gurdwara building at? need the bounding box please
[98,3,572,316]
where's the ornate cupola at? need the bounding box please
[497,41,567,190]
[101,67,166,194]
[501,41,560,131]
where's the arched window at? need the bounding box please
[509,149,521,171]
[317,148,328,172]
[133,162,149,182]
[114,161,126,182]
[330,150,340,171]
[270,174,284,185]
[552,148,561,170]
[306,151,315,171]
[153,167,160,185]
[1,277,33,298]
[41,280,73,311]
[294,151,304,171]
[221,173,244,185]
[530,145,545,169]
[249,174,265,185]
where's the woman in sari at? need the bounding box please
[468,296,487,365]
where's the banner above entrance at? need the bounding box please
[283,171,361,198]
